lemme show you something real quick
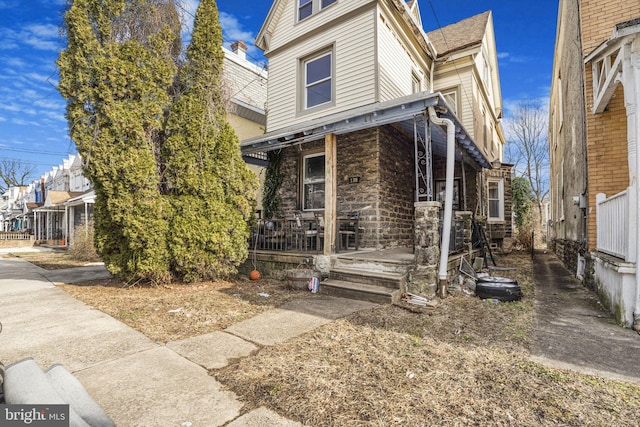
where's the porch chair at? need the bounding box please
[291,212,318,251]
[338,211,360,252]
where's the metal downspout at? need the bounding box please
[428,106,455,298]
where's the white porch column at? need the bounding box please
[627,37,640,330]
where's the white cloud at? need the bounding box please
[497,51,530,64]
[1,56,26,67]
[179,0,199,39]
[34,99,64,110]
[219,12,255,45]
[12,118,41,127]
[0,102,22,112]
[25,24,59,39]
[218,11,263,62]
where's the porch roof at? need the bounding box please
[240,91,492,170]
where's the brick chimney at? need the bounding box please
[230,40,248,60]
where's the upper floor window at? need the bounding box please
[299,0,336,21]
[442,89,458,118]
[412,72,421,94]
[304,51,333,109]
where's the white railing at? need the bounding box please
[0,232,33,240]
[596,191,630,260]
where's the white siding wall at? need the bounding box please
[432,65,475,137]
[267,0,374,53]
[377,12,423,101]
[266,8,377,131]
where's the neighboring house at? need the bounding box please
[32,154,93,245]
[222,41,269,213]
[0,186,25,232]
[240,0,504,299]
[427,11,512,248]
[549,0,640,329]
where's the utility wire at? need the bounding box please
[426,0,475,119]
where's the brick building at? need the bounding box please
[549,0,640,329]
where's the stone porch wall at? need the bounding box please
[276,126,415,250]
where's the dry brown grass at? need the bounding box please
[5,250,96,270]
[216,319,640,426]
[59,277,311,343]
[18,250,640,425]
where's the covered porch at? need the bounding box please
[241,92,492,298]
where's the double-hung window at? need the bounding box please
[298,0,336,21]
[304,51,333,109]
[303,153,325,210]
[488,179,504,221]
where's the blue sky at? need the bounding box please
[0,0,558,181]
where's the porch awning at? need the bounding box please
[240,91,492,169]
[64,190,96,207]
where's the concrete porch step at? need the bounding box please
[319,279,401,304]
[330,267,406,290]
[333,255,412,275]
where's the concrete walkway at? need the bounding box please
[0,255,376,426]
[531,250,640,384]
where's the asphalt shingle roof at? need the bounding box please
[427,11,491,58]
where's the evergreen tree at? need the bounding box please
[57,0,256,283]
[512,176,534,230]
[163,0,257,281]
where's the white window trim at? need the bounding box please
[298,0,337,22]
[487,178,504,222]
[441,88,458,118]
[299,47,335,113]
[302,152,326,211]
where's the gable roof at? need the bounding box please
[427,10,491,58]
[257,0,436,57]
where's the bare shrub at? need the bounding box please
[68,221,100,262]
[515,225,533,251]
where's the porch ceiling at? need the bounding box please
[240,92,492,169]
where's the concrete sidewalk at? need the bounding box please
[0,256,376,426]
[531,250,640,385]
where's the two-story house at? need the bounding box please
[240,0,505,300]
[549,0,640,329]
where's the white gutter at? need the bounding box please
[428,106,455,298]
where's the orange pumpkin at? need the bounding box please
[249,270,261,281]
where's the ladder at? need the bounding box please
[472,219,497,268]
